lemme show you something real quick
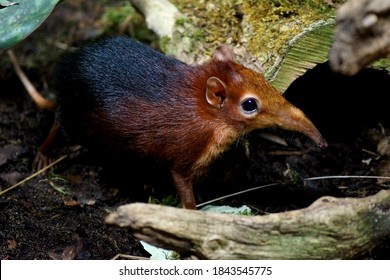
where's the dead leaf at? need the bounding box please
[7,239,17,250]
[376,158,390,184]
[377,136,390,156]
[48,234,83,260]
[0,144,25,166]
[62,196,96,207]
[0,171,24,185]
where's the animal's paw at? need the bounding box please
[32,151,54,173]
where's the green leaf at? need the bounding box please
[268,20,335,93]
[0,1,19,9]
[0,0,61,49]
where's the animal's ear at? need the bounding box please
[206,77,227,108]
[213,45,234,62]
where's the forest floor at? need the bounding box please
[1,0,389,259]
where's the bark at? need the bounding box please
[329,0,390,75]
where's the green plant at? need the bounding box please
[0,0,62,49]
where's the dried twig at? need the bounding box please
[0,154,67,196]
[111,254,150,260]
[7,49,55,110]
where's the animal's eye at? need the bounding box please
[241,98,259,114]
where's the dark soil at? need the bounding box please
[1,1,390,260]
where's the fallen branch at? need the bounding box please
[106,189,390,259]
[329,0,390,75]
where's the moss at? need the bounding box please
[170,0,344,69]
[99,2,158,43]
[151,193,181,208]
[170,0,244,57]
[242,1,340,69]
